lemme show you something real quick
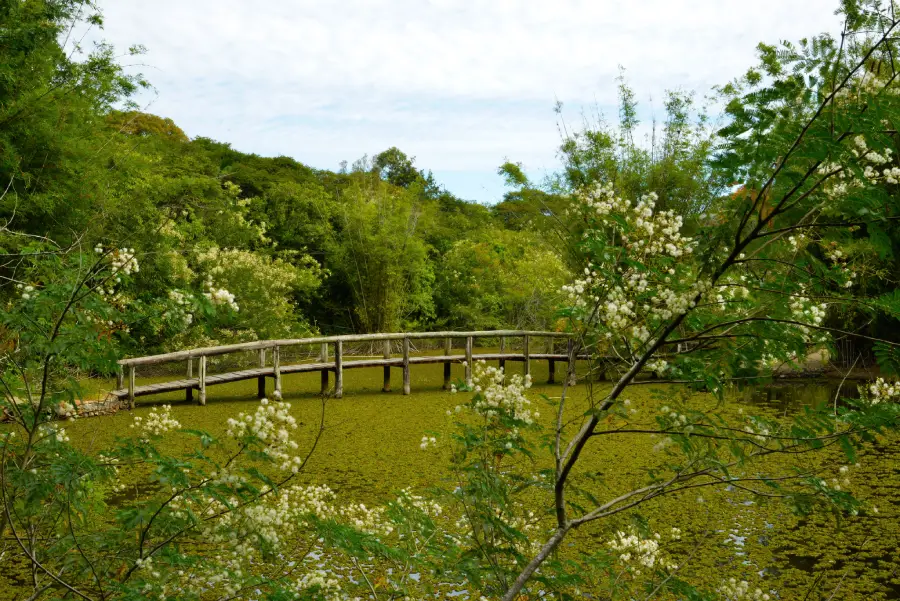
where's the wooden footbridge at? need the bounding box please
[113,331,580,406]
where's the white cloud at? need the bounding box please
[89,0,843,201]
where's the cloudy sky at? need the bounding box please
[90,1,842,203]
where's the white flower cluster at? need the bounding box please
[823,241,857,288]
[787,234,807,252]
[225,398,302,472]
[394,488,443,518]
[240,489,324,547]
[742,419,772,443]
[110,247,140,276]
[712,271,752,307]
[15,283,35,300]
[659,405,690,428]
[789,296,827,327]
[420,435,437,450]
[292,571,342,600]
[97,452,125,493]
[562,183,702,345]
[578,184,696,258]
[719,578,772,601]
[880,165,900,184]
[204,286,239,312]
[818,135,897,198]
[469,360,538,425]
[338,501,394,536]
[864,378,900,405]
[169,484,345,598]
[131,405,181,439]
[826,464,858,491]
[38,423,70,444]
[655,279,711,321]
[599,286,636,330]
[607,528,677,571]
[646,358,668,376]
[206,481,393,541]
[852,135,893,169]
[97,286,120,300]
[652,436,674,453]
[165,289,194,327]
[81,312,125,333]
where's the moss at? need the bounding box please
[11,360,899,600]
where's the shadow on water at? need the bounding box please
[727,379,862,413]
[727,379,900,598]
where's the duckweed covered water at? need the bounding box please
[13,361,900,599]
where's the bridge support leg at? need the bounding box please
[335,341,343,398]
[320,343,329,394]
[187,358,194,402]
[402,337,410,395]
[116,365,124,390]
[499,336,506,374]
[257,349,266,398]
[465,336,473,388]
[382,339,391,392]
[128,366,135,410]
[273,346,282,399]
[524,335,531,379]
[443,337,451,390]
[548,359,555,384]
[567,339,576,386]
[198,356,207,405]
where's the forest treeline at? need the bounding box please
[0,2,583,354]
[0,0,711,356]
[6,98,583,352]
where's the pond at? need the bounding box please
[7,363,898,600]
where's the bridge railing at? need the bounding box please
[115,330,578,406]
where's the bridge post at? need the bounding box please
[499,336,506,373]
[465,336,473,388]
[320,343,329,394]
[257,349,266,398]
[334,340,343,398]
[402,337,410,395]
[382,340,391,392]
[442,337,451,390]
[567,338,576,386]
[273,345,281,398]
[198,356,207,405]
[548,357,556,384]
[116,365,124,390]
[128,365,135,409]
[187,358,194,402]
[524,335,531,379]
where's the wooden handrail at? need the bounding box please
[117,330,572,367]
[112,330,581,404]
